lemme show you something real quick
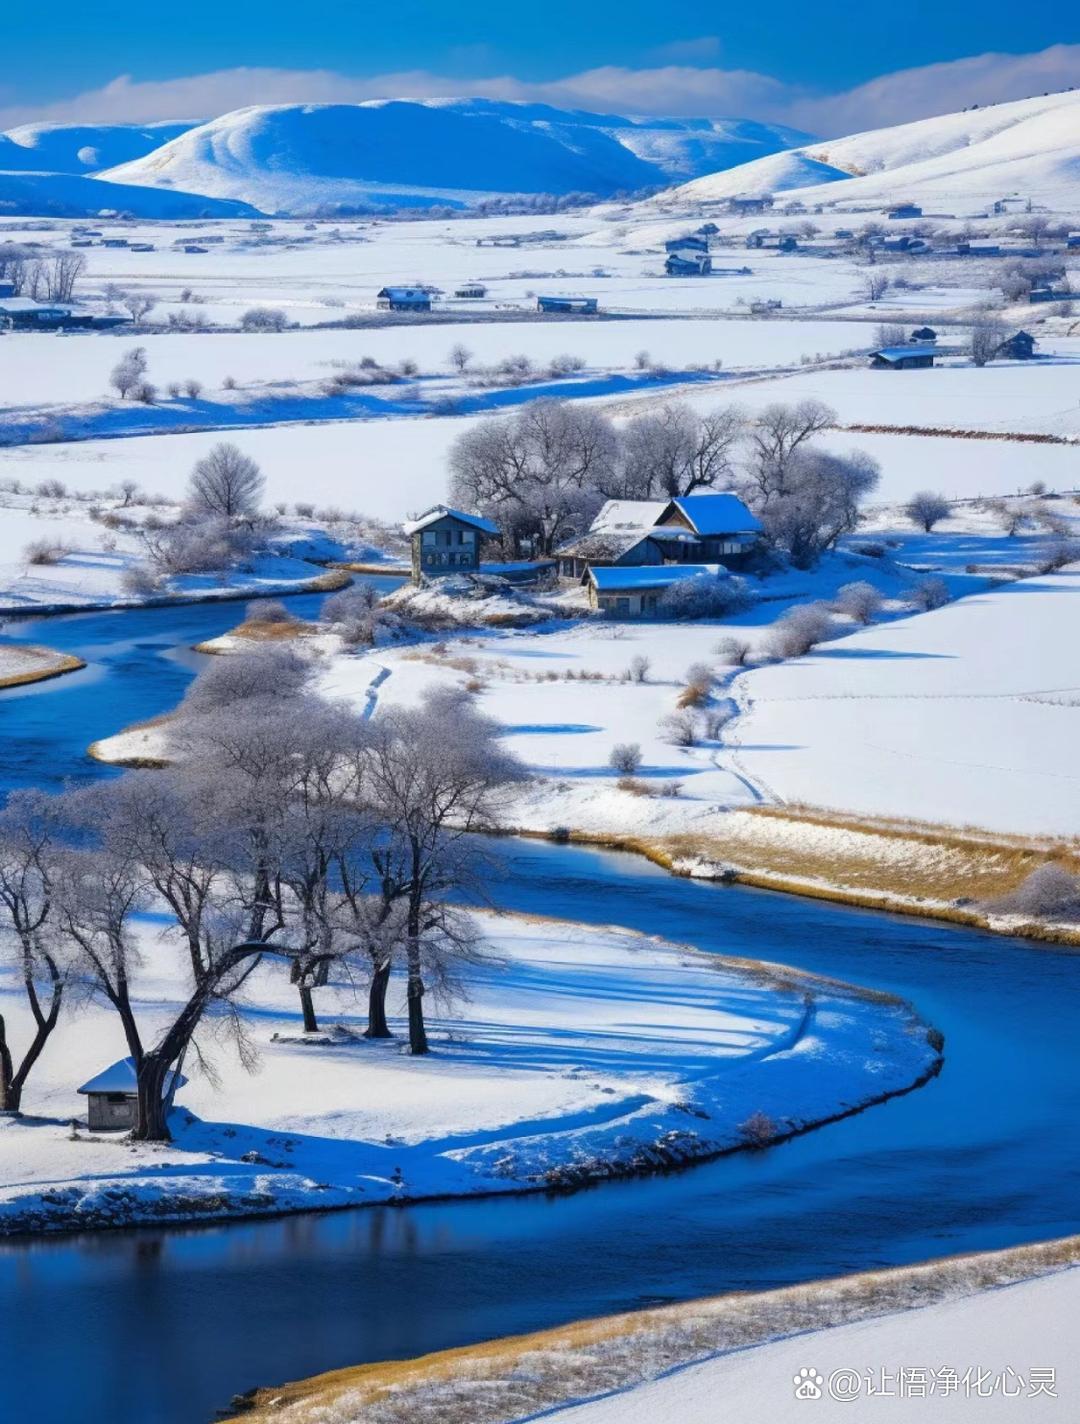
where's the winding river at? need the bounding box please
[1,594,1078,1424]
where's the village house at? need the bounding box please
[377,287,433,312]
[78,1058,187,1132]
[1068,233,1080,250]
[454,282,488,298]
[870,345,937,370]
[726,196,773,214]
[994,330,1037,360]
[403,505,499,580]
[665,251,712,276]
[586,564,726,617]
[993,196,1031,214]
[909,326,938,344]
[649,494,763,565]
[536,295,598,314]
[886,203,922,219]
[665,234,709,255]
[556,500,669,579]
[1029,286,1072,304]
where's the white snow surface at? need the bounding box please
[0,913,935,1233]
[549,1266,1078,1422]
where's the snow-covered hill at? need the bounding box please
[0,121,196,174]
[0,169,258,219]
[99,100,808,213]
[661,88,1080,212]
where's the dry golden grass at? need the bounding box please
[0,649,84,689]
[242,1233,1080,1423]
[214,617,313,642]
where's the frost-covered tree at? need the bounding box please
[609,743,643,776]
[833,580,883,624]
[969,314,1006,368]
[754,447,880,568]
[767,601,834,658]
[616,401,745,500]
[186,442,265,518]
[905,491,951,532]
[109,346,148,400]
[743,400,836,504]
[448,343,473,373]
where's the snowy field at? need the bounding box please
[0,912,937,1233]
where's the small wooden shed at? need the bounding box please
[78,1057,187,1131]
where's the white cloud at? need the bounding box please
[2,45,1079,137]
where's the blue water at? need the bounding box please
[0,597,1078,1424]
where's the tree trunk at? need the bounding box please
[298,981,319,1034]
[407,978,428,1055]
[365,963,393,1039]
[132,1054,172,1142]
[0,1015,18,1114]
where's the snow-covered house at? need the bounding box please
[1029,286,1072,304]
[992,196,1031,214]
[403,506,499,580]
[870,346,936,370]
[454,282,488,298]
[1068,233,1080,250]
[994,330,1037,360]
[537,295,598,314]
[586,564,725,617]
[886,203,922,219]
[78,1058,187,1132]
[665,251,712,276]
[665,235,709,255]
[556,528,667,580]
[377,287,433,312]
[910,326,938,344]
[650,494,763,565]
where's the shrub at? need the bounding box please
[240,306,288,332]
[659,709,699,746]
[121,563,160,597]
[626,654,651,683]
[1038,539,1080,573]
[609,742,643,775]
[739,1111,778,1147]
[910,576,950,611]
[23,539,70,565]
[245,598,294,624]
[833,580,883,624]
[714,636,752,666]
[35,478,66,498]
[184,379,203,400]
[658,573,755,620]
[767,601,833,658]
[991,864,1080,921]
[182,645,310,713]
[703,706,735,739]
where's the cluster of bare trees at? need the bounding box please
[0,245,84,303]
[449,397,876,568]
[0,649,523,1141]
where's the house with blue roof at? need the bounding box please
[870,346,937,370]
[651,495,763,565]
[586,564,727,617]
[403,505,500,580]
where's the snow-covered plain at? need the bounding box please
[0,912,937,1233]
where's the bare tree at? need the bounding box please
[122,292,157,323]
[754,447,880,568]
[863,272,891,302]
[743,400,836,504]
[616,402,745,500]
[186,443,265,518]
[970,314,1006,367]
[109,347,148,401]
[609,743,642,775]
[0,794,64,1114]
[833,580,883,624]
[448,343,473,373]
[767,602,834,658]
[905,491,951,531]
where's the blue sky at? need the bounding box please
[1,3,1078,134]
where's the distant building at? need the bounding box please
[887,204,922,220]
[0,280,13,298]
[1029,286,1072,304]
[377,287,433,312]
[870,346,936,370]
[78,1057,187,1132]
[727,196,773,214]
[130,243,155,252]
[536,295,598,314]
[665,251,712,276]
[454,282,487,299]
[749,298,783,314]
[1068,233,1080,250]
[0,297,130,332]
[992,196,1031,214]
[696,222,719,235]
[956,241,1000,256]
[910,326,938,344]
[101,238,129,248]
[181,245,208,254]
[402,505,499,580]
[665,234,709,254]
[994,330,1037,360]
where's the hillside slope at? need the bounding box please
[0,168,258,219]
[0,121,196,174]
[662,88,1080,212]
[101,99,809,213]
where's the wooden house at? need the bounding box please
[536,295,598,314]
[454,282,488,298]
[994,330,1037,360]
[1029,287,1072,304]
[886,203,922,219]
[78,1057,187,1132]
[870,346,936,370]
[665,251,712,276]
[403,506,499,581]
[650,494,763,565]
[377,287,433,312]
[586,564,725,617]
[665,235,709,254]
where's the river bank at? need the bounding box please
[0,643,85,688]
[239,1234,1080,1424]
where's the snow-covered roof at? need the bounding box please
[589,564,725,592]
[590,499,667,533]
[556,529,656,559]
[873,346,937,363]
[663,494,763,536]
[0,296,73,314]
[377,287,431,301]
[402,505,500,537]
[78,1057,188,1095]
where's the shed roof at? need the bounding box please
[377,287,431,301]
[872,347,936,363]
[402,505,500,536]
[0,297,73,314]
[662,493,763,535]
[556,529,656,560]
[588,564,725,592]
[78,1057,188,1096]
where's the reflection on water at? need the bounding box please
[0,594,1078,1424]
